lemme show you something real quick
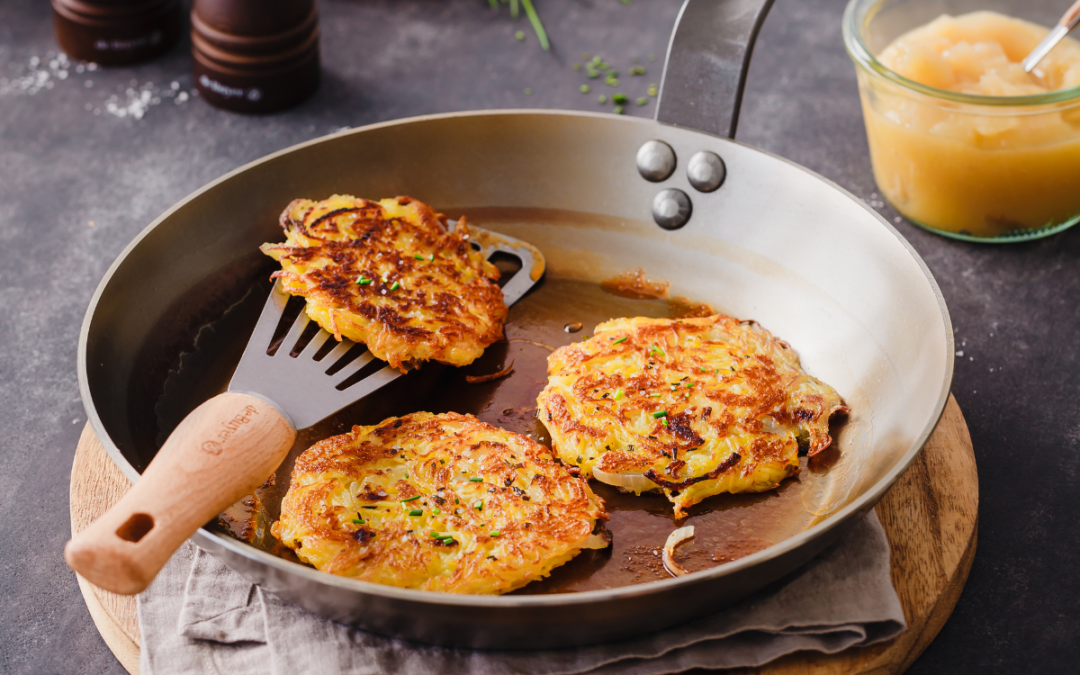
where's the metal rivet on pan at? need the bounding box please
[652,188,692,230]
[686,151,726,193]
[636,140,676,182]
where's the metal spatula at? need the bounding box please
[65,226,544,594]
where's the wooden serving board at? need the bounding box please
[69,395,978,675]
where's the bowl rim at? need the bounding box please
[842,0,1080,108]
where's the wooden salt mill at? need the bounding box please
[191,0,320,113]
[52,0,183,65]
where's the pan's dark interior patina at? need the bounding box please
[147,236,849,595]
[78,0,952,650]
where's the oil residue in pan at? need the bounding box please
[154,272,842,593]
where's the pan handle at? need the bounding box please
[64,392,295,595]
[655,0,776,139]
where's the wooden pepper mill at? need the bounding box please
[191,0,320,113]
[52,0,183,66]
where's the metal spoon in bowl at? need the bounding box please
[1023,0,1080,73]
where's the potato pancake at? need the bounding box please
[536,315,847,517]
[271,412,609,594]
[260,195,506,371]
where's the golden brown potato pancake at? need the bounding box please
[260,195,506,371]
[536,315,847,517]
[271,412,609,594]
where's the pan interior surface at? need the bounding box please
[79,111,951,642]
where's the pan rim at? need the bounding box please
[78,108,954,609]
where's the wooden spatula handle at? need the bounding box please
[64,392,296,595]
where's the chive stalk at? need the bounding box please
[400,495,421,502]
[408,509,423,517]
[520,0,550,51]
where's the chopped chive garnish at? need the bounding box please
[598,94,608,103]
[437,534,454,541]
[489,530,501,537]
[649,393,662,398]
[362,505,377,510]
[414,254,425,260]
[429,531,440,538]
[573,63,582,71]
[455,498,460,504]
[580,84,591,94]
[612,93,628,105]
[352,518,363,524]
[605,76,619,87]
[389,281,400,291]
[433,507,441,515]
[587,69,600,79]
[468,477,483,482]
[662,418,669,427]
[613,336,628,344]
[614,105,625,114]
[429,253,434,261]
[515,30,525,41]
[629,66,646,75]
[524,87,533,95]
[404,473,409,479]
[356,277,371,285]
[474,500,484,511]
[614,389,624,401]
[408,509,423,516]
[401,495,421,502]
[650,344,666,357]
[636,97,649,106]
[648,84,659,97]
[686,381,694,387]
[652,410,668,418]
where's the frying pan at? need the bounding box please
[77,0,954,650]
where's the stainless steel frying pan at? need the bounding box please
[77,0,953,649]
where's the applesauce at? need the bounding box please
[844,2,1080,240]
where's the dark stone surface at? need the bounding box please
[0,0,1075,672]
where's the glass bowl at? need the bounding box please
[843,0,1080,242]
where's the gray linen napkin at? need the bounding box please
[138,512,904,675]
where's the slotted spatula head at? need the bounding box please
[65,223,544,595]
[229,225,544,429]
